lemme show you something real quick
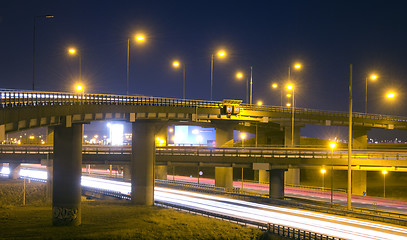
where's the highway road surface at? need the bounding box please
[2,166,407,239]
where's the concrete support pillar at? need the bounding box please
[52,124,82,226]
[8,162,20,179]
[46,160,53,202]
[0,124,5,143]
[352,170,367,196]
[156,125,168,146]
[47,127,54,145]
[269,169,286,199]
[131,121,155,205]
[258,169,269,183]
[285,168,300,185]
[215,167,233,190]
[155,165,168,180]
[214,122,235,147]
[284,126,301,147]
[122,165,131,179]
[353,127,368,150]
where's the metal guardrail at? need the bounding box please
[156,146,407,161]
[1,90,406,123]
[2,144,407,162]
[268,223,341,240]
[155,179,225,191]
[155,201,343,240]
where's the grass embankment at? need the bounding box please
[0,179,284,240]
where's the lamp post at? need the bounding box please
[286,84,295,146]
[329,141,336,207]
[382,170,388,198]
[172,60,186,99]
[271,83,283,107]
[365,74,378,114]
[321,169,326,190]
[32,15,54,91]
[236,72,248,103]
[250,66,253,104]
[210,50,226,101]
[126,34,145,96]
[68,48,81,81]
[348,64,353,210]
[286,63,301,147]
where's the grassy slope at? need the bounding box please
[0,179,282,240]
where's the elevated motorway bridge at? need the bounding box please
[1,145,406,171]
[2,90,407,226]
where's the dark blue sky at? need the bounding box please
[2,1,407,139]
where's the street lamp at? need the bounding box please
[126,33,146,96]
[288,63,301,81]
[348,64,353,210]
[235,68,253,104]
[321,169,326,190]
[32,15,54,91]
[386,92,396,99]
[257,101,263,106]
[236,72,248,103]
[210,50,227,101]
[172,60,186,99]
[365,73,378,114]
[68,47,82,82]
[75,84,84,94]
[382,170,388,198]
[271,83,284,107]
[241,133,246,148]
[329,141,336,207]
[286,83,295,146]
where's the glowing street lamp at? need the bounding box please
[365,73,379,114]
[75,84,84,94]
[172,60,186,99]
[236,68,253,104]
[210,49,227,101]
[126,33,146,96]
[68,47,82,81]
[386,92,396,99]
[135,34,145,42]
[257,101,263,106]
[382,170,388,198]
[241,133,246,148]
[288,63,301,81]
[329,141,336,207]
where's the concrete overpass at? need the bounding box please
[2,90,407,226]
[2,144,406,202]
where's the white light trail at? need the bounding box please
[2,167,407,239]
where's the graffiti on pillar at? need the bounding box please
[53,207,78,222]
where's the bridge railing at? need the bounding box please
[1,90,406,123]
[0,91,222,109]
[1,144,407,161]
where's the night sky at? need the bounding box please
[2,1,407,140]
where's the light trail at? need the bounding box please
[2,167,407,239]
